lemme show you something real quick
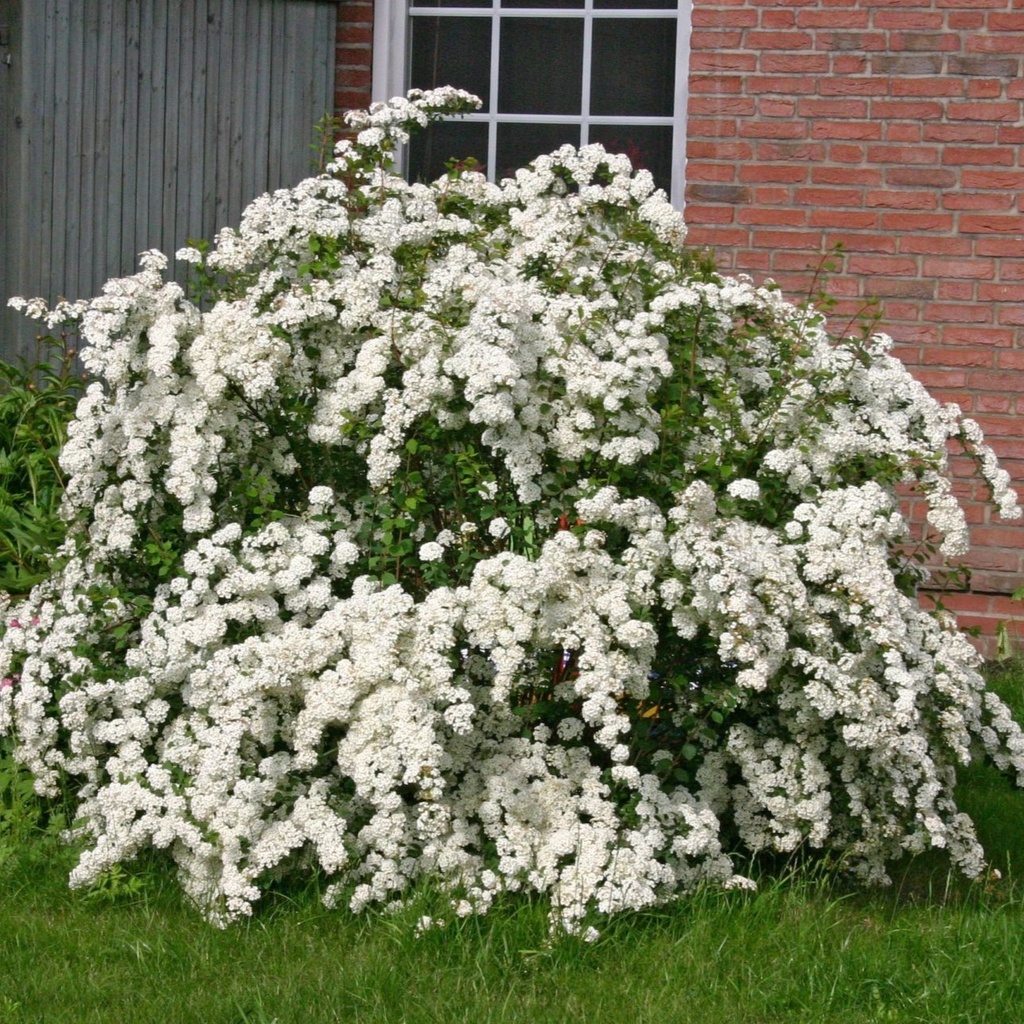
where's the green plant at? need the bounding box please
[0,333,84,598]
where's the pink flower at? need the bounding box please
[0,677,14,690]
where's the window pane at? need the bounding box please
[496,123,580,179]
[504,0,584,7]
[498,19,583,114]
[593,0,677,8]
[590,19,676,117]
[587,124,673,194]
[410,17,493,107]
[408,120,490,183]
[412,0,491,7]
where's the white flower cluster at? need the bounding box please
[3,89,1022,933]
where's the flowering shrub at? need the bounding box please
[3,88,1024,932]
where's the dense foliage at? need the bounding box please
[2,89,1022,932]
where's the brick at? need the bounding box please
[738,163,808,183]
[871,54,944,74]
[813,121,884,140]
[686,184,752,204]
[950,55,1024,76]
[812,166,883,185]
[683,204,738,225]
[880,211,954,231]
[912,368,969,388]
[889,31,961,51]
[900,236,972,256]
[744,30,815,49]
[886,167,957,188]
[924,124,998,143]
[690,75,744,94]
[754,186,798,204]
[886,123,924,143]
[745,75,819,94]
[689,96,756,116]
[751,230,824,249]
[923,258,996,279]
[967,34,1024,54]
[987,12,1024,29]
[866,190,939,210]
[690,30,745,49]
[759,54,832,73]
[943,192,1016,211]
[794,186,865,206]
[692,8,759,27]
[755,141,826,161]
[820,30,888,51]
[942,146,1016,165]
[997,125,1024,144]
[758,98,798,117]
[875,11,947,29]
[866,144,938,164]
[943,326,1015,346]
[976,238,1024,257]
[818,76,892,97]
[824,144,863,164]
[960,214,1024,234]
[869,278,936,298]
[797,10,871,27]
[891,77,964,98]
[870,100,945,119]
[924,303,992,324]
[821,231,897,251]
[997,346,1024,365]
[691,53,759,72]
[947,12,986,29]
[761,10,797,28]
[1000,262,1024,281]
[967,79,1006,99]
[948,102,1024,121]
[689,119,740,138]
[961,170,1024,190]
[922,345,994,367]
[740,120,810,139]
[846,253,918,274]
[937,281,976,301]
[967,370,1024,392]
[687,141,755,160]
[832,55,870,74]
[998,307,1024,326]
[797,98,870,118]
[976,394,1015,413]
[737,207,810,226]
[687,163,738,183]
[683,227,751,248]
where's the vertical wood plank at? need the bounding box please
[119,0,141,275]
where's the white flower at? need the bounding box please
[418,542,445,562]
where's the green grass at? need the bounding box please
[3,661,1024,1024]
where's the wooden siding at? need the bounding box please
[0,0,337,363]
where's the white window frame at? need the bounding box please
[372,0,691,208]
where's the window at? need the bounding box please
[372,0,691,206]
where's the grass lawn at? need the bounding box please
[3,662,1024,1024]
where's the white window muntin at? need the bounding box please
[373,0,690,207]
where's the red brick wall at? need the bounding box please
[335,0,374,115]
[687,0,1024,651]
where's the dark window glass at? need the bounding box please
[408,120,490,183]
[593,0,677,8]
[410,17,493,107]
[504,0,584,7]
[411,0,491,7]
[590,19,675,117]
[496,123,580,179]
[587,124,673,193]
[498,19,584,114]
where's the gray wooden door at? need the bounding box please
[0,0,337,364]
